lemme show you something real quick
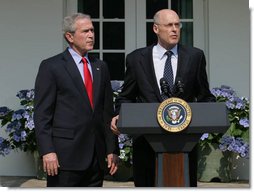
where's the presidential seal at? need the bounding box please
[157,97,192,132]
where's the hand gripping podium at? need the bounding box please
[117,102,229,187]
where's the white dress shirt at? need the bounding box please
[152,43,178,92]
[68,47,93,82]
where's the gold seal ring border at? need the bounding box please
[157,97,192,132]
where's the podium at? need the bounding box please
[118,102,229,187]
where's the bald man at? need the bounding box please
[111,9,215,187]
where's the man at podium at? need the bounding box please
[111,9,215,187]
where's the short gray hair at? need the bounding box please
[63,13,91,34]
[153,11,161,24]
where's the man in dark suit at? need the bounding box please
[34,13,119,187]
[111,9,215,187]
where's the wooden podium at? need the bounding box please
[117,102,229,187]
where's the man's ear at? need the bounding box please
[153,24,159,34]
[65,32,74,43]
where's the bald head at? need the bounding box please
[153,9,180,25]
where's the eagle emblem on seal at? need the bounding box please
[166,106,183,124]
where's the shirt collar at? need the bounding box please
[156,43,178,60]
[68,47,88,64]
[170,45,178,56]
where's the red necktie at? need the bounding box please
[82,57,93,108]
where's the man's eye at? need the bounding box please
[84,29,94,32]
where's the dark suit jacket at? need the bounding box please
[34,49,118,171]
[115,44,215,113]
[114,44,215,187]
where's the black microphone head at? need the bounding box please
[175,77,184,95]
[175,77,182,83]
[160,78,171,97]
[160,77,168,86]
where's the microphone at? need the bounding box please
[160,78,171,98]
[175,77,184,97]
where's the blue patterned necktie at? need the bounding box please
[163,51,174,93]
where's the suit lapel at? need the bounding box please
[176,45,190,81]
[62,50,92,109]
[89,55,101,109]
[140,45,162,101]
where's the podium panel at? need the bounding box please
[118,102,229,135]
[118,102,229,187]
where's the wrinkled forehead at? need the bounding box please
[74,18,93,29]
[76,18,92,25]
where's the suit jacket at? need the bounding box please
[115,44,215,113]
[114,44,215,187]
[34,49,118,170]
